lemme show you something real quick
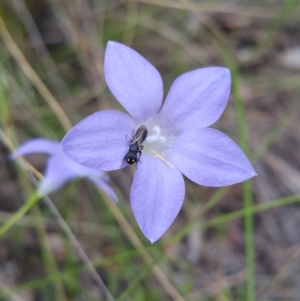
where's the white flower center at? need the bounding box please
[135,123,174,167]
[146,125,166,143]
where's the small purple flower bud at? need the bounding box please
[11,138,117,202]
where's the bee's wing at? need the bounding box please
[131,125,148,145]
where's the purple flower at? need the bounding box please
[60,41,256,243]
[11,138,118,201]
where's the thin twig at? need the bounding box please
[0,211,118,236]
[0,17,72,132]
[99,191,185,301]
[41,188,115,301]
[0,130,114,301]
[261,245,300,300]
[187,270,246,300]
[131,0,278,18]
[11,0,72,100]
[0,281,25,301]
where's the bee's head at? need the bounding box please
[125,152,137,165]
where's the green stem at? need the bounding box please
[171,194,300,245]
[231,66,255,301]
[32,205,67,300]
[0,191,41,237]
[215,35,255,301]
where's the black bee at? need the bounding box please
[124,125,148,165]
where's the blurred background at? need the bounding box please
[1,0,300,300]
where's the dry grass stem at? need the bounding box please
[0,17,72,132]
[100,191,185,301]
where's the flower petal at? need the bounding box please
[38,153,117,200]
[11,139,59,159]
[130,156,185,243]
[104,41,163,123]
[63,154,103,178]
[64,155,119,202]
[38,155,79,195]
[165,128,256,187]
[60,110,135,171]
[158,67,231,132]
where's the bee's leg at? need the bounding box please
[137,151,142,163]
[134,152,142,170]
[126,129,135,142]
[137,145,144,162]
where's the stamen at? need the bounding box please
[146,125,166,144]
[151,149,174,168]
[158,136,166,143]
[147,135,159,143]
[152,125,161,136]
